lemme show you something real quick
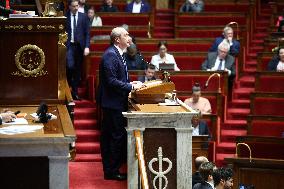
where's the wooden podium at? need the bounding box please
[0,17,75,189]
[124,96,199,189]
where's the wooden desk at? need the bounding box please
[226,158,284,189]
[0,105,75,189]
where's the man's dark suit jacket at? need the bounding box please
[97,45,132,111]
[267,56,280,71]
[66,11,90,51]
[125,0,151,13]
[193,182,214,189]
[201,52,236,77]
[209,36,240,56]
[192,171,203,187]
[198,120,210,135]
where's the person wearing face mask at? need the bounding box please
[209,26,240,57]
[150,40,180,71]
[180,0,204,13]
[184,83,212,115]
[268,47,284,72]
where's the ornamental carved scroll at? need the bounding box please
[11,44,48,77]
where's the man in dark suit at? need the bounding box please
[125,43,146,70]
[138,64,156,83]
[66,0,90,100]
[193,162,216,189]
[125,0,151,13]
[209,26,240,57]
[97,27,143,181]
[202,41,235,100]
[100,0,118,12]
[191,115,211,137]
[192,156,209,187]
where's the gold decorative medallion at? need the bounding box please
[58,32,68,47]
[11,44,48,77]
[59,24,64,30]
[27,25,33,30]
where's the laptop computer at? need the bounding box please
[159,63,175,71]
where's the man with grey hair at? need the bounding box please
[202,41,235,100]
[192,156,209,187]
[209,26,240,57]
[97,27,143,181]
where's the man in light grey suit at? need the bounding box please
[201,41,235,100]
[201,41,235,77]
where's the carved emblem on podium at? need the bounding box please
[12,44,48,77]
[148,147,172,189]
[58,32,67,47]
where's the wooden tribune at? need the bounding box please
[0,17,75,188]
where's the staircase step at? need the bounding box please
[153,33,174,38]
[75,100,96,108]
[216,142,236,153]
[76,142,101,154]
[227,108,250,120]
[221,129,247,142]
[254,33,268,38]
[155,20,174,25]
[238,76,255,88]
[230,99,250,109]
[222,119,247,129]
[78,87,88,98]
[243,68,257,74]
[76,129,101,142]
[74,108,97,120]
[251,39,263,44]
[233,88,254,99]
[75,153,102,162]
[245,60,257,66]
[216,153,235,166]
[74,119,98,130]
[154,27,173,33]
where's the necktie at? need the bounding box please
[122,54,129,81]
[73,14,77,42]
[217,59,223,71]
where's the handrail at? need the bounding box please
[235,142,252,162]
[134,130,149,189]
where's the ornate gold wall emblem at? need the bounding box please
[11,44,48,77]
[58,32,67,47]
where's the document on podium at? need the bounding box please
[0,125,43,135]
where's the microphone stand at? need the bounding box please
[137,52,171,82]
[205,73,221,93]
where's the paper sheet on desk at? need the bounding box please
[0,125,43,135]
[2,118,28,125]
[30,113,57,120]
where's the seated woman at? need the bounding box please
[268,47,284,72]
[88,7,102,27]
[150,40,180,71]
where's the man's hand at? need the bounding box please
[84,48,90,56]
[0,112,16,123]
[131,81,144,90]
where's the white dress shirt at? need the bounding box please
[91,16,102,27]
[150,53,180,71]
[132,2,142,13]
[277,61,284,72]
[209,56,232,75]
[192,125,200,136]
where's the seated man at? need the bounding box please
[0,112,17,125]
[212,167,234,189]
[184,83,212,114]
[138,64,156,82]
[125,44,146,70]
[193,162,216,189]
[209,26,240,57]
[100,0,118,12]
[267,46,284,72]
[202,41,235,99]
[192,156,209,187]
[180,0,204,13]
[191,115,211,137]
[125,0,151,13]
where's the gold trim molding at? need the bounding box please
[11,44,48,77]
[5,25,24,30]
[37,25,56,30]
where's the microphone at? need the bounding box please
[205,73,221,93]
[36,102,51,123]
